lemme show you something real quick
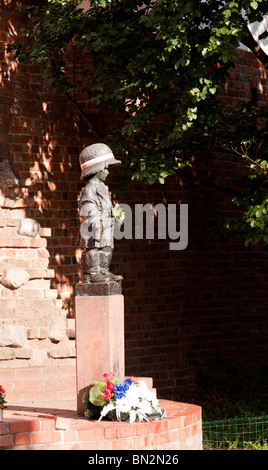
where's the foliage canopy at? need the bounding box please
[9,0,268,245]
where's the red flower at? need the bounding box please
[105,381,114,391]
[102,377,115,401]
[103,372,116,381]
[102,379,115,401]
[103,389,112,400]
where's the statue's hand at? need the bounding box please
[94,225,102,242]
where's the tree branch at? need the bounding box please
[64,91,103,140]
[176,169,250,197]
[240,23,268,67]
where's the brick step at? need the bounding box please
[0,286,61,301]
[0,237,47,248]
[0,266,54,280]
[0,216,51,239]
[24,268,55,279]
[0,297,63,309]
[0,232,48,247]
[0,247,49,262]
[0,400,202,450]
[0,208,27,221]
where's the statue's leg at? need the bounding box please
[81,248,110,283]
[99,247,123,281]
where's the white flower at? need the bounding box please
[123,383,140,408]
[129,409,137,423]
[115,396,132,414]
[139,381,158,402]
[138,400,154,415]
[112,204,125,223]
[98,402,115,421]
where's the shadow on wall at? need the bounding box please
[0,1,98,316]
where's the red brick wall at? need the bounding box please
[112,167,268,397]
[222,48,267,106]
[0,1,267,402]
[0,3,83,402]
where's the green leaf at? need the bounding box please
[89,384,106,407]
[250,1,259,9]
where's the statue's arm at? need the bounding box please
[79,201,102,241]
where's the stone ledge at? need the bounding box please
[75,281,122,297]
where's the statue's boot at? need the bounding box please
[81,249,110,283]
[101,271,123,282]
[88,272,111,283]
[99,247,123,282]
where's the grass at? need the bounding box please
[178,364,268,450]
[202,415,268,450]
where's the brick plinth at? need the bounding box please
[0,400,202,450]
[75,292,125,415]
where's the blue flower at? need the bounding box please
[113,379,134,399]
[114,390,125,400]
[123,378,134,390]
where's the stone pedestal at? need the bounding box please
[75,281,124,415]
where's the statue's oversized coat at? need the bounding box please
[77,178,115,249]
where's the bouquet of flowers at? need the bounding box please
[0,385,6,410]
[83,372,166,423]
[112,203,125,225]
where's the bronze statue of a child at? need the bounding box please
[77,143,123,283]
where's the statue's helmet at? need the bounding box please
[79,143,121,180]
